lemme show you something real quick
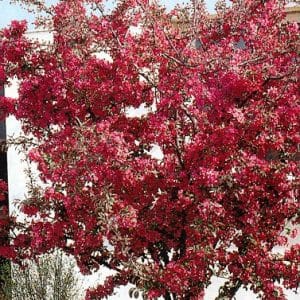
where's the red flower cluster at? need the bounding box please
[0,180,7,202]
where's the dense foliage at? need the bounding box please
[0,1,299,299]
[1,249,81,300]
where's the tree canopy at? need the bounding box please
[0,0,299,299]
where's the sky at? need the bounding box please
[0,0,219,29]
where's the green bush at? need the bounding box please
[1,249,81,300]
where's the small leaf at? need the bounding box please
[129,287,135,298]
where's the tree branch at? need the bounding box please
[216,279,242,300]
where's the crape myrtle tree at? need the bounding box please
[0,0,299,299]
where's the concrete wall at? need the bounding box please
[286,5,300,22]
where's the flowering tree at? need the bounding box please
[0,0,299,299]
